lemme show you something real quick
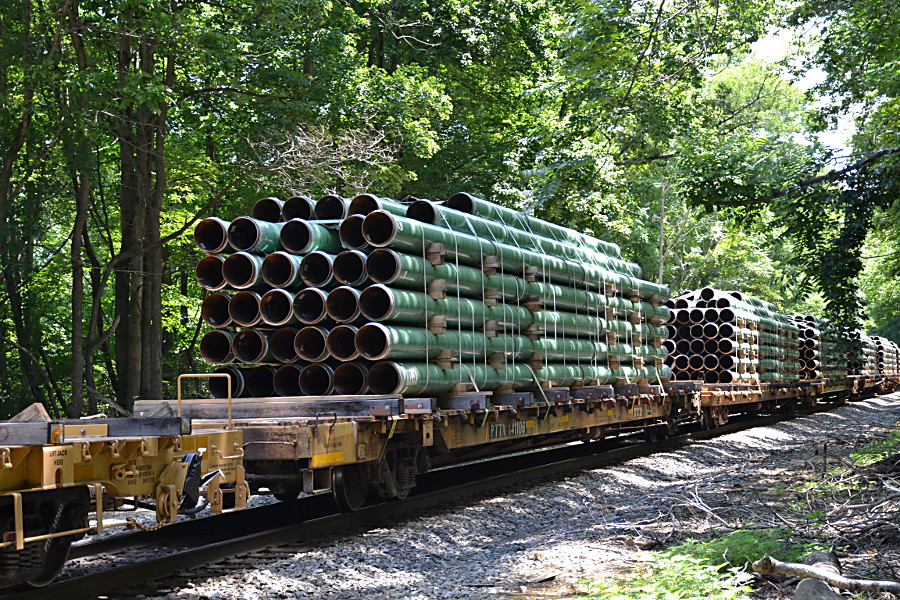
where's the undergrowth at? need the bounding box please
[582,529,815,600]
[849,430,900,466]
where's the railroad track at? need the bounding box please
[3,399,851,600]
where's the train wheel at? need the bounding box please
[332,465,369,512]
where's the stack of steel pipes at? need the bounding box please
[846,331,880,376]
[194,192,671,397]
[788,315,848,380]
[871,335,900,375]
[662,287,800,384]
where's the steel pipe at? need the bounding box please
[689,308,705,324]
[704,339,718,354]
[293,288,330,325]
[675,340,690,354]
[260,289,299,326]
[703,323,719,338]
[273,364,303,396]
[675,310,690,325]
[245,365,276,397]
[333,251,370,286]
[299,363,335,395]
[313,194,349,227]
[222,252,266,290]
[270,327,300,363]
[718,355,735,370]
[251,197,284,223]
[194,217,232,254]
[228,291,264,327]
[233,328,275,363]
[294,326,330,362]
[209,365,245,398]
[338,215,369,251]
[689,339,706,354]
[196,255,228,291]
[261,252,305,290]
[326,286,362,323]
[333,362,370,395]
[688,354,705,370]
[227,217,284,254]
[200,330,234,364]
[690,324,705,338]
[281,218,342,255]
[282,195,316,221]
[299,251,337,288]
[348,193,407,216]
[367,362,458,395]
[201,292,232,328]
[326,325,360,361]
[703,354,719,370]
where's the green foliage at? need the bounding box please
[849,431,900,467]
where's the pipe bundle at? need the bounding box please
[194,192,671,397]
[788,315,848,380]
[845,331,881,376]
[663,287,800,384]
[872,336,900,374]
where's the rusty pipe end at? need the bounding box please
[348,193,380,216]
[194,217,230,253]
[260,289,297,327]
[262,251,301,288]
[273,364,303,396]
[200,330,234,364]
[338,214,368,250]
[245,365,276,397]
[314,194,347,223]
[202,292,233,328]
[300,251,335,287]
[326,286,362,323]
[209,365,245,398]
[333,250,369,286]
[299,363,335,396]
[228,291,263,327]
[294,326,330,362]
[361,210,398,247]
[333,362,369,395]
[327,325,360,362]
[196,255,227,291]
[227,216,264,252]
[223,252,262,290]
[367,361,403,395]
[355,322,393,361]
[282,195,316,221]
[233,328,270,363]
[252,197,284,223]
[270,327,300,363]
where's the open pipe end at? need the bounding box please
[718,355,735,370]
[223,252,261,290]
[689,355,705,370]
[703,323,719,338]
[245,366,276,397]
[294,326,329,362]
[338,215,368,250]
[365,249,401,284]
[689,324,705,339]
[194,217,230,253]
[333,251,368,286]
[300,251,334,287]
[202,293,232,328]
[200,331,234,364]
[283,196,315,221]
[333,363,369,395]
[293,288,328,324]
[359,284,394,321]
[262,252,299,289]
[252,197,284,223]
[233,329,268,363]
[270,327,300,363]
[209,365,245,398]
[367,361,402,395]
[361,211,398,247]
[703,354,719,370]
[674,354,690,370]
[299,363,335,396]
[326,286,361,324]
[280,219,313,254]
[273,364,303,396]
[445,192,475,214]
[260,289,295,326]
[705,371,720,384]
[405,199,439,224]
[327,325,360,361]
[314,194,347,221]
[228,291,263,327]
[719,323,735,338]
[348,193,379,216]
[718,308,735,323]
[689,339,706,354]
[196,255,226,290]
[355,323,391,360]
[689,308,705,324]
[227,217,262,252]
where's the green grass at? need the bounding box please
[849,430,900,466]
[582,529,817,600]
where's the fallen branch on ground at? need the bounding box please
[753,555,900,595]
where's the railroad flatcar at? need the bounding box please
[0,403,247,588]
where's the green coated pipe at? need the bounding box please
[494,363,536,389]
[367,362,460,395]
[486,334,535,359]
[261,251,306,290]
[313,194,349,227]
[349,193,408,216]
[222,252,267,290]
[531,310,607,337]
[227,217,284,254]
[539,364,583,387]
[487,304,535,331]
[533,338,604,361]
[280,219,342,254]
[282,195,316,221]
[358,283,491,328]
[444,192,622,259]
[194,217,233,254]
[251,196,284,223]
[526,281,607,313]
[580,365,616,383]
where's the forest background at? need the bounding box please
[0,0,898,418]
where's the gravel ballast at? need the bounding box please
[158,393,900,599]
